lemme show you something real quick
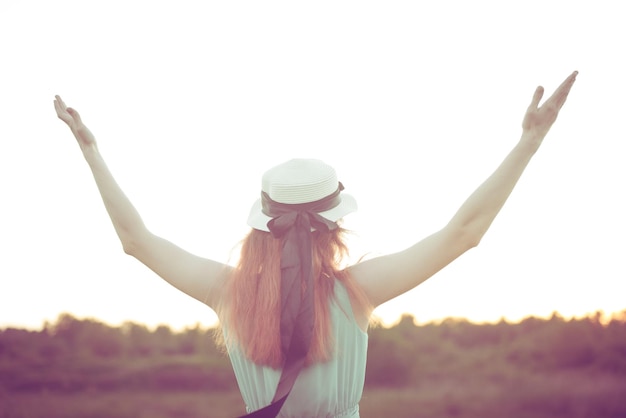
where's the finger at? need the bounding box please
[548,71,578,109]
[67,107,82,123]
[54,95,67,110]
[559,70,578,89]
[54,98,69,120]
[529,86,544,109]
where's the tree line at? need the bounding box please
[1,310,625,394]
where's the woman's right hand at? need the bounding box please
[520,71,578,146]
[54,95,97,150]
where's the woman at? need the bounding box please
[54,71,577,417]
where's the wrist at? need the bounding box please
[81,143,101,164]
[519,131,544,154]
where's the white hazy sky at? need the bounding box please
[1,1,624,331]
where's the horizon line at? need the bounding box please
[3,308,625,332]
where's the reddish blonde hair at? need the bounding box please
[217,227,371,369]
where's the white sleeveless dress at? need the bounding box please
[225,281,368,418]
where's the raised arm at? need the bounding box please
[350,71,578,308]
[53,96,229,309]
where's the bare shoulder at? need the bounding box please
[347,225,474,308]
[127,231,234,311]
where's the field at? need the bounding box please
[2,374,625,418]
[1,313,626,417]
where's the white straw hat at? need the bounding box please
[247,159,357,232]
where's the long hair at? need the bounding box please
[216,226,371,369]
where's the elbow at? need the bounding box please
[467,233,482,249]
[459,229,481,250]
[122,241,136,256]
[120,226,153,258]
[455,214,494,250]
[112,218,150,257]
[121,236,138,256]
[119,229,145,257]
[464,224,486,249]
[451,221,484,251]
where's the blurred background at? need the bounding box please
[1,1,624,416]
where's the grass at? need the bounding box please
[0,390,245,418]
[2,372,625,418]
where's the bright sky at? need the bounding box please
[1,1,624,331]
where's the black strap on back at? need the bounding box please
[239,188,342,418]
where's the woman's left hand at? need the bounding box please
[54,95,97,151]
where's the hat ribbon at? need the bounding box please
[242,185,342,417]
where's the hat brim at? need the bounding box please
[246,193,357,232]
